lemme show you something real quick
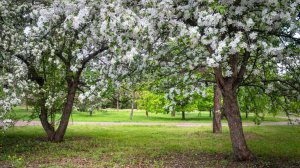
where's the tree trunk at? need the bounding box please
[171,111,175,117]
[26,95,29,112]
[39,98,55,140]
[213,85,222,133]
[182,111,185,120]
[89,110,93,116]
[212,49,254,161]
[52,82,78,142]
[116,93,120,110]
[146,110,149,117]
[245,107,248,118]
[130,91,135,121]
[223,87,255,161]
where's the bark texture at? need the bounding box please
[39,98,55,140]
[213,85,222,133]
[222,85,256,161]
[53,81,78,142]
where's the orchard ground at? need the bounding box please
[1,125,300,167]
[1,107,299,167]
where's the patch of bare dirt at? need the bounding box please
[34,137,49,142]
[0,161,13,168]
[26,157,98,168]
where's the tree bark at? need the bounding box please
[223,86,256,161]
[39,98,55,140]
[213,85,222,133]
[182,111,185,120]
[52,81,78,142]
[211,48,255,161]
[130,91,135,121]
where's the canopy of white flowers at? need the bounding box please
[1,0,299,130]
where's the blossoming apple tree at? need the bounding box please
[138,0,300,161]
[1,0,299,162]
[0,0,151,141]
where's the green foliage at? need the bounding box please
[238,87,282,125]
[136,91,166,114]
[195,86,214,112]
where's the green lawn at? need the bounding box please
[13,106,288,123]
[1,125,299,167]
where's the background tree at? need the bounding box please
[165,87,199,120]
[136,91,166,117]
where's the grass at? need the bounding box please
[13,106,288,123]
[1,125,299,167]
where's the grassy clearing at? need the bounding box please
[13,106,287,123]
[0,125,299,167]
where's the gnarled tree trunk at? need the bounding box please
[222,85,255,161]
[213,85,222,133]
